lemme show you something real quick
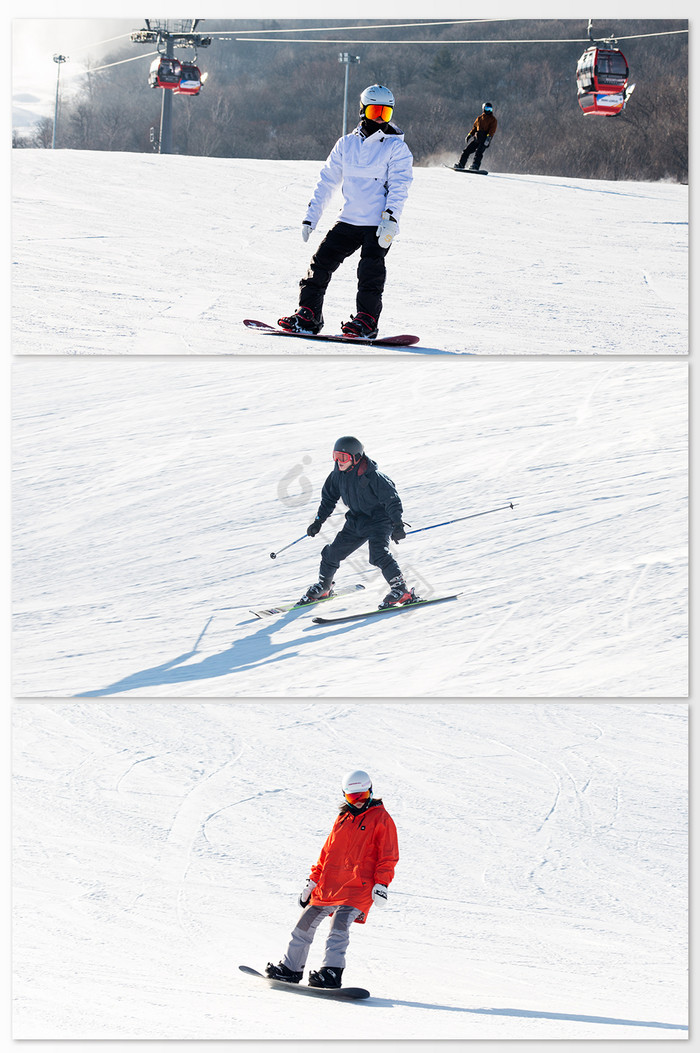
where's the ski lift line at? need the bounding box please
[580,29,688,42]
[66,33,133,52]
[235,30,688,45]
[87,52,158,73]
[218,19,509,35]
[56,22,687,63]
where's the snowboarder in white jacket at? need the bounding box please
[278,85,413,340]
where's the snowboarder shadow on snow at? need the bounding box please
[360,999,685,1031]
[75,605,372,697]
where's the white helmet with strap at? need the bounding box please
[342,769,373,804]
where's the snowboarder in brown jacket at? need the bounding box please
[455,102,497,171]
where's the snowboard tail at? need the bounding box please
[244,319,419,348]
[239,965,369,1000]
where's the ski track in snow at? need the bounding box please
[12,702,687,1040]
[11,151,687,356]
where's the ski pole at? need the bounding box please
[405,501,517,537]
[269,512,345,560]
[269,534,307,560]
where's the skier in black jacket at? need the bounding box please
[300,436,416,608]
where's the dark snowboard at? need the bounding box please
[444,164,489,175]
[244,319,419,348]
[239,965,370,1000]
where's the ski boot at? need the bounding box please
[308,966,343,989]
[265,962,303,984]
[298,579,335,605]
[340,312,378,339]
[378,576,418,609]
[278,306,323,334]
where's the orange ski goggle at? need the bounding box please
[364,104,393,123]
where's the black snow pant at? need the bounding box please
[459,132,489,170]
[319,516,402,585]
[299,221,390,323]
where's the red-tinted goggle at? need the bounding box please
[364,104,393,123]
[345,790,371,806]
[333,450,355,465]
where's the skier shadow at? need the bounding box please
[75,607,374,697]
[363,1000,686,1031]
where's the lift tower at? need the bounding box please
[131,19,212,153]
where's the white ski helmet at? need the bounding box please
[342,769,373,802]
[360,84,395,124]
[360,84,395,109]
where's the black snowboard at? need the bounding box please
[239,965,369,1000]
[443,164,488,175]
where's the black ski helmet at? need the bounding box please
[482,102,493,113]
[333,435,364,466]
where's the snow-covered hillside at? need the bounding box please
[12,356,687,698]
[11,150,687,355]
[12,701,687,1040]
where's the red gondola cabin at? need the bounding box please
[148,57,183,90]
[176,62,202,96]
[576,45,630,116]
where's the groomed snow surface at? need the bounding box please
[13,702,687,1041]
[11,150,687,355]
[12,357,687,698]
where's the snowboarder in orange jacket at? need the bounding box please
[266,770,399,989]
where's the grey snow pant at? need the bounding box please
[282,904,362,972]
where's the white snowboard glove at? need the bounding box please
[302,221,313,242]
[371,883,388,906]
[299,878,317,907]
[376,210,397,248]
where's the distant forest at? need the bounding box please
[14,18,688,182]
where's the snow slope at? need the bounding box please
[11,150,688,356]
[12,357,687,698]
[12,701,687,1041]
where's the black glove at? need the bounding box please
[307,518,323,537]
[391,521,406,543]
